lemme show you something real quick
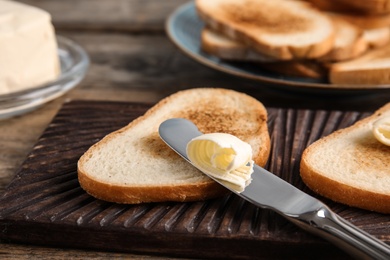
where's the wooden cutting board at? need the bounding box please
[0,100,388,259]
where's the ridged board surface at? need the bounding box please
[0,100,388,259]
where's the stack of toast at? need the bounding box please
[196,0,390,85]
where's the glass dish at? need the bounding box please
[0,35,89,119]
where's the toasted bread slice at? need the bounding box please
[319,17,368,62]
[330,44,390,84]
[196,0,335,60]
[300,103,390,214]
[203,16,366,63]
[201,27,277,62]
[201,28,326,78]
[78,88,271,204]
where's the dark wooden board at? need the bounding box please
[0,100,389,259]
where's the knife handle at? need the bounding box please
[288,206,390,259]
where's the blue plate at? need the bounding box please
[166,1,390,94]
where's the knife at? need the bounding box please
[159,118,390,259]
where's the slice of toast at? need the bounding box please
[330,44,390,84]
[78,88,271,204]
[196,0,335,60]
[318,17,368,62]
[201,27,277,62]
[201,28,326,78]
[202,16,367,63]
[300,103,390,213]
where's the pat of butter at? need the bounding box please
[0,0,60,94]
[186,133,254,193]
[372,116,390,146]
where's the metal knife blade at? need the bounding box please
[159,118,390,259]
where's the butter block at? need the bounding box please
[0,0,60,94]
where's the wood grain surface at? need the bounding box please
[2,100,388,260]
[1,0,389,259]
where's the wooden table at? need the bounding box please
[1,1,389,259]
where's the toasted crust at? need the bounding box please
[300,103,390,213]
[196,0,335,60]
[200,27,327,79]
[200,28,327,78]
[330,44,390,84]
[78,88,270,204]
[78,171,226,204]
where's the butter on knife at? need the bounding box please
[187,133,254,192]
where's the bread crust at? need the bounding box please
[78,88,270,204]
[329,44,390,84]
[300,103,390,214]
[300,162,390,214]
[78,169,227,203]
[330,68,390,85]
[200,28,327,79]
